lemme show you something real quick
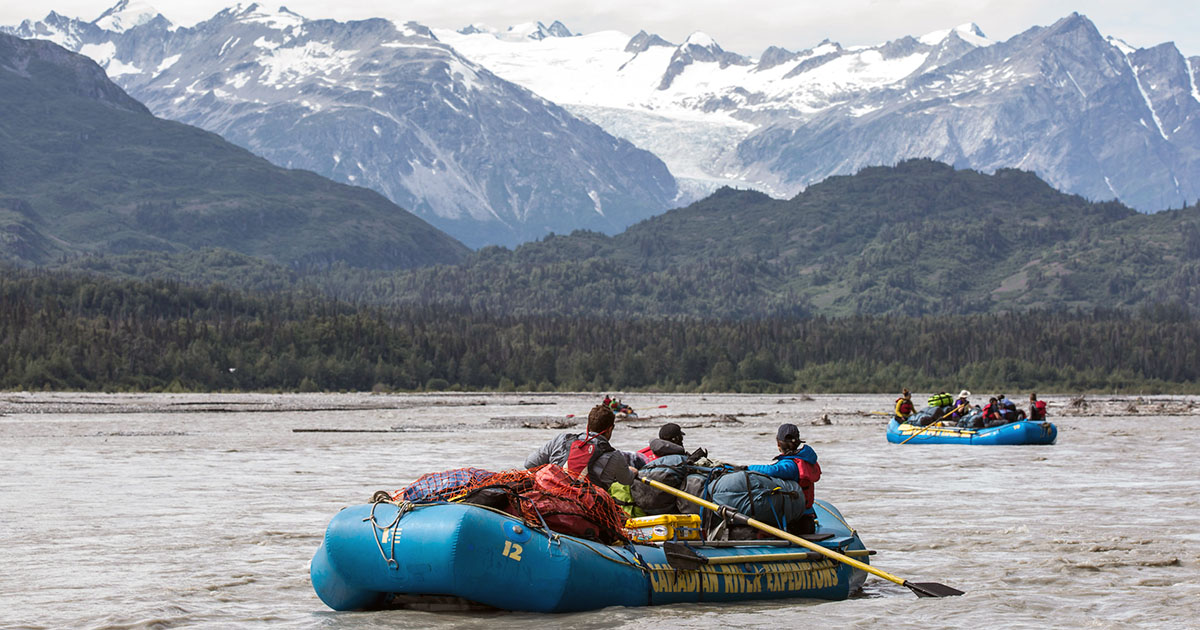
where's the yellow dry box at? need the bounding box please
[625,513,703,543]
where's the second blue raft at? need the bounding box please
[887,418,1057,445]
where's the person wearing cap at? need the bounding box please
[636,422,687,463]
[981,396,1003,427]
[524,404,642,491]
[947,390,971,421]
[894,389,915,423]
[744,423,822,533]
[996,394,1023,423]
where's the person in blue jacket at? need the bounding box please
[745,423,822,534]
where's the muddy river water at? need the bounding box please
[1,392,1197,629]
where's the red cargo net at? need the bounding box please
[391,465,629,544]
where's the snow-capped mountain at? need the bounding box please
[439,15,1200,211]
[3,4,677,248]
[7,6,1199,226]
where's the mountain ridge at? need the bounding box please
[0,31,469,269]
[439,12,1200,213]
[5,6,1199,249]
[3,4,679,249]
[45,160,1200,319]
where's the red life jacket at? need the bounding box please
[779,454,822,511]
[1030,400,1047,420]
[565,433,612,482]
[636,445,657,462]
[895,397,914,416]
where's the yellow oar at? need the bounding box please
[638,477,964,598]
[898,403,970,444]
[899,420,941,444]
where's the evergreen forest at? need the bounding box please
[3,268,1197,394]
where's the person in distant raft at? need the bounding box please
[745,423,822,534]
[1028,393,1048,421]
[894,389,915,423]
[524,404,642,493]
[981,396,1006,426]
[947,390,971,422]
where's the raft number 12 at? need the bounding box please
[502,540,523,561]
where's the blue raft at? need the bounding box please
[311,499,869,612]
[886,418,1057,445]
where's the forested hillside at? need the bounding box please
[370,161,1200,316]
[3,268,1197,393]
[56,160,1200,318]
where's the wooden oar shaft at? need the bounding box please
[707,549,872,565]
[640,477,906,586]
[899,421,936,444]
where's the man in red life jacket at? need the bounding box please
[981,397,1003,426]
[1029,393,1048,421]
[524,404,641,489]
[636,422,687,464]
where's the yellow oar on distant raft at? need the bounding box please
[636,477,965,598]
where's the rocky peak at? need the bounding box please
[757,45,799,71]
[92,0,168,32]
[658,31,750,89]
[624,30,673,53]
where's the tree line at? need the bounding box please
[2,268,1198,393]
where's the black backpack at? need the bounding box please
[631,454,687,515]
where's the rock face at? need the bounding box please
[5,5,677,248]
[735,14,1200,212]
[440,14,1200,212]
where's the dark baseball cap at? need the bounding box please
[776,423,803,442]
[659,423,685,441]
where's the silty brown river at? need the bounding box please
[1,392,1197,629]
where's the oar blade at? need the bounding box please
[905,581,965,598]
[662,541,708,571]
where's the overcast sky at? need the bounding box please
[3,0,1197,57]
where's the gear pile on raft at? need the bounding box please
[311,402,962,612]
[888,389,1057,445]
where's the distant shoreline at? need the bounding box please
[2,391,1196,418]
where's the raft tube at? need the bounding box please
[886,418,1057,445]
[311,499,868,612]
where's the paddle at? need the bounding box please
[637,476,964,598]
[898,402,970,444]
[898,419,942,444]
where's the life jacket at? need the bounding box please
[636,445,656,462]
[1030,400,1047,420]
[565,433,613,483]
[982,403,999,419]
[895,397,915,416]
[776,447,821,514]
